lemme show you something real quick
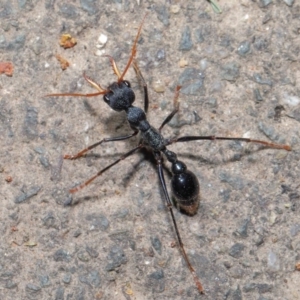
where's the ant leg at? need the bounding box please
[133,60,149,113]
[70,144,143,193]
[154,151,204,294]
[166,135,291,151]
[64,128,139,159]
[159,86,181,132]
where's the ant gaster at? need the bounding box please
[47,15,291,294]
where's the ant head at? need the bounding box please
[104,80,135,111]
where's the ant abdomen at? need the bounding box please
[171,160,200,216]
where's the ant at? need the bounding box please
[46,15,291,295]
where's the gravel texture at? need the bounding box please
[0,1,300,299]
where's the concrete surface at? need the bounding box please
[0,1,300,299]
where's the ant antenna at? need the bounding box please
[118,13,148,81]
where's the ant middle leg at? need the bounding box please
[159,86,181,132]
[64,128,139,159]
[166,135,291,151]
[69,144,143,193]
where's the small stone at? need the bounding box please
[283,0,294,6]
[232,286,242,300]
[267,251,280,271]
[258,0,273,7]
[257,283,273,293]
[153,81,165,93]
[179,58,188,67]
[237,40,251,56]
[95,49,105,56]
[253,73,273,86]
[86,213,110,231]
[39,275,51,287]
[179,26,193,51]
[221,62,240,82]
[150,236,162,255]
[77,249,90,262]
[62,273,72,284]
[15,186,41,203]
[79,270,101,288]
[156,49,165,61]
[53,249,72,262]
[80,0,99,15]
[282,94,300,106]
[269,211,277,225]
[254,88,263,102]
[97,33,107,48]
[23,106,38,140]
[26,283,41,294]
[243,283,257,292]
[170,5,180,14]
[229,243,245,258]
[105,245,127,271]
[147,269,165,293]
[55,286,64,300]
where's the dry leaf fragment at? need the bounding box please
[59,33,77,49]
[0,62,14,76]
[55,54,70,70]
[5,176,12,183]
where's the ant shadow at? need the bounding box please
[67,135,273,209]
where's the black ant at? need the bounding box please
[46,15,291,294]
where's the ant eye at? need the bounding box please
[103,94,110,103]
[123,80,131,88]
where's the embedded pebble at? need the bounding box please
[179,26,193,51]
[253,73,273,86]
[153,81,165,93]
[15,185,41,203]
[258,0,273,7]
[95,49,105,56]
[26,283,41,294]
[58,3,78,18]
[105,245,127,271]
[156,49,165,61]
[55,287,64,300]
[221,62,240,81]
[178,58,188,67]
[267,251,280,271]
[283,0,294,6]
[155,5,170,26]
[170,5,180,14]
[150,236,162,255]
[23,106,38,140]
[282,93,300,106]
[147,269,165,293]
[229,243,245,258]
[254,88,263,102]
[237,40,251,56]
[97,33,107,48]
[80,0,99,15]
[86,213,110,231]
[79,270,101,287]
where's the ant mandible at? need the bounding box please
[46,15,291,294]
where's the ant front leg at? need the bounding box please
[64,128,139,160]
[154,151,204,294]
